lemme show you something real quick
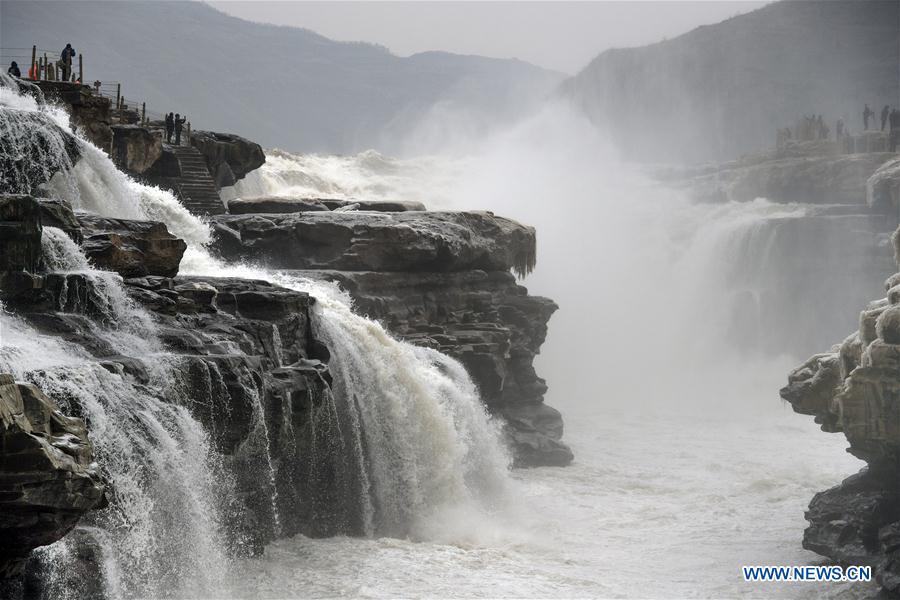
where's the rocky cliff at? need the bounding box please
[0,375,105,580]
[210,207,570,466]
[0,183,568,587]
[0,193,348,583]
[781,164,900,591]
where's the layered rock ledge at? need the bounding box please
[210,209,569,466]
[212,210,538,277]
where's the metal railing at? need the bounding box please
[3,46,193,145]
[2,46,83,83]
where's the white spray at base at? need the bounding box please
[0,226,230,599]
[0,80,515,596]
[277,277,511,540]
[209,104,885,598]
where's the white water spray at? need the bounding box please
[1,77,517,599]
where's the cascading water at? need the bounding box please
[206,104,885,598]
[0,231,231,598]
[280,277,511,540]
[0,77,515,597]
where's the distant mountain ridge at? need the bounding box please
[1,1,562,154]
[561,0,900,163]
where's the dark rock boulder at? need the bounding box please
[36,199,81,243]
[802,467,900,570]
[0,195,44,301]
[110,124,162,175]
[212,211,537,277]
[190,130,265,190]
[76,215,187,278]
[0,374,105,578]
[501,403,573,467]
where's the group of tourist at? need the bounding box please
[869,104,900,152]
[777,104,900,153]
[164,112,188,145]
[6,43,76,82]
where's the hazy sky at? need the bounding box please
[209,1,769,74]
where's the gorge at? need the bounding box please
[2,0,900,596]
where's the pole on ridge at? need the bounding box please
[116,83,121,109]
[78,53,83,83]
[30,45,36,80]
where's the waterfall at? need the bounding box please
[0,76,516,596]
[280,277,511,539]
[0,225,233,598]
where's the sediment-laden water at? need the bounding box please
[1,80,885,598]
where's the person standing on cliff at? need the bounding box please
[864,104,874,130]
[7,61,20,78]
[174,114,187,145]
[165,113,174,143]
[882,105,891,131]
[60,43,76,82]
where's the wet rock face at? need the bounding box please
[0,112,80,197]
[110,124,162,175]
[77,215,187,278]
[208,208,566,466]
[211,211,538,277]
[37,199,81,244]
[291,269,571,467]
[782,227,900,592]
[190,130,265,190]
[0,195,44,301]
[120,276,352,545]
[0,374,105,578]
[32,82,112,152]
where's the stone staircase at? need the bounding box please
[168,145,224,216]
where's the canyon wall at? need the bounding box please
[780,159,900,591]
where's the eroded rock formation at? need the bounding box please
[782,227,900,592]
[0,375,105,578]
[77,215,187,278]
[212,211,538,277]
[211,209,569,466]
[189,130,265,190]
[110,124,162,175]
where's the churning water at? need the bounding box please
[0,80,515,598]
[218,103,883,598]
[1,78,883,598]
